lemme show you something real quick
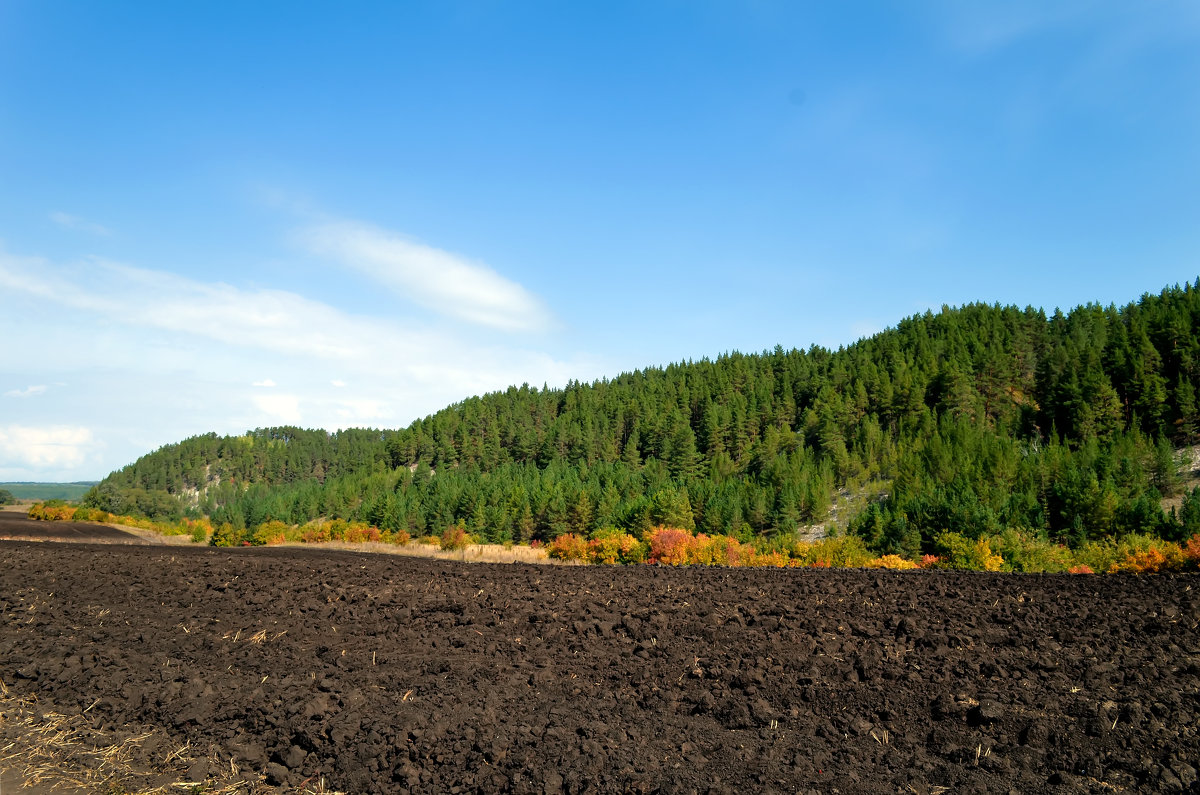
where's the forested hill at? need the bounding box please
[87,281,1200,553]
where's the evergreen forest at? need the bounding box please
[84,281,1200,556]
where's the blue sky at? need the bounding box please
[2,1,1199,481]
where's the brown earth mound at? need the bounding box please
[1,542,1198,793]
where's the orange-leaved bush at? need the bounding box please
[1184,534,1200,570]
[344,522,382,544]
[548,533,589,562]
[1108,544,1183,574]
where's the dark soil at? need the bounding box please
[0,510,151,544]
[1,533,1198,794]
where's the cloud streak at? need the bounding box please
[300,220,552,332]
[0,244,600,477]
[4,385,47,398]
[0,249,416,364]
[50,211,111,237]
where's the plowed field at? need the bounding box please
[1,524,1199,793]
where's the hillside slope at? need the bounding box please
[87,280,1200,552]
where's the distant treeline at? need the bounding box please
[1,482,97,502]
[86,280,1200,555]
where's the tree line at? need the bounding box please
[86,280,1200,553]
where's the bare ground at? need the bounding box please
[1,521,1198,793]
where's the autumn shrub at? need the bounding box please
[1107,537,1184,574]
[1068,564,1094,574]
[791,535,873,568]
[864,554,919,570]
[1077,534,1184,574]
[325,519,349,541]
[72,507,110,523]
[933,532,1004,571]
[747,550,791,567]
[386,529,412,546]
[300,522,331,543]
[622,536,648,563]
[210,523,243,547]
[251,520,289,546]
[187,517,214,535]
[647,525,697,565]
[1183,534,1200,570]
[117,515,161,532]
[548,533,590,562]
[29,503,76,521]
[586,528,645,564]
[1072,539,1120,573]
[439,524,470,551]
[691,534,745,566]
[989,529,1075,573]
[918,554,941,569]
[344,522,382,544]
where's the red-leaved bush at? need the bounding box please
[647,526,696,565]
[439,525,470,551]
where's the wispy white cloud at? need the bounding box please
[300,220,553,332]
[252,394,303,425]
[0,425,94,469]
[0,244,601,478]
[0,249,417,363]
[3,384,46,398]
[50,211,111,237]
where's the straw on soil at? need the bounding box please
[0,688,342,794]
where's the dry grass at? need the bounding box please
[100,523,196,546]
[299,540,551,564]
[0,686,343,794]
[0,690,170,793]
